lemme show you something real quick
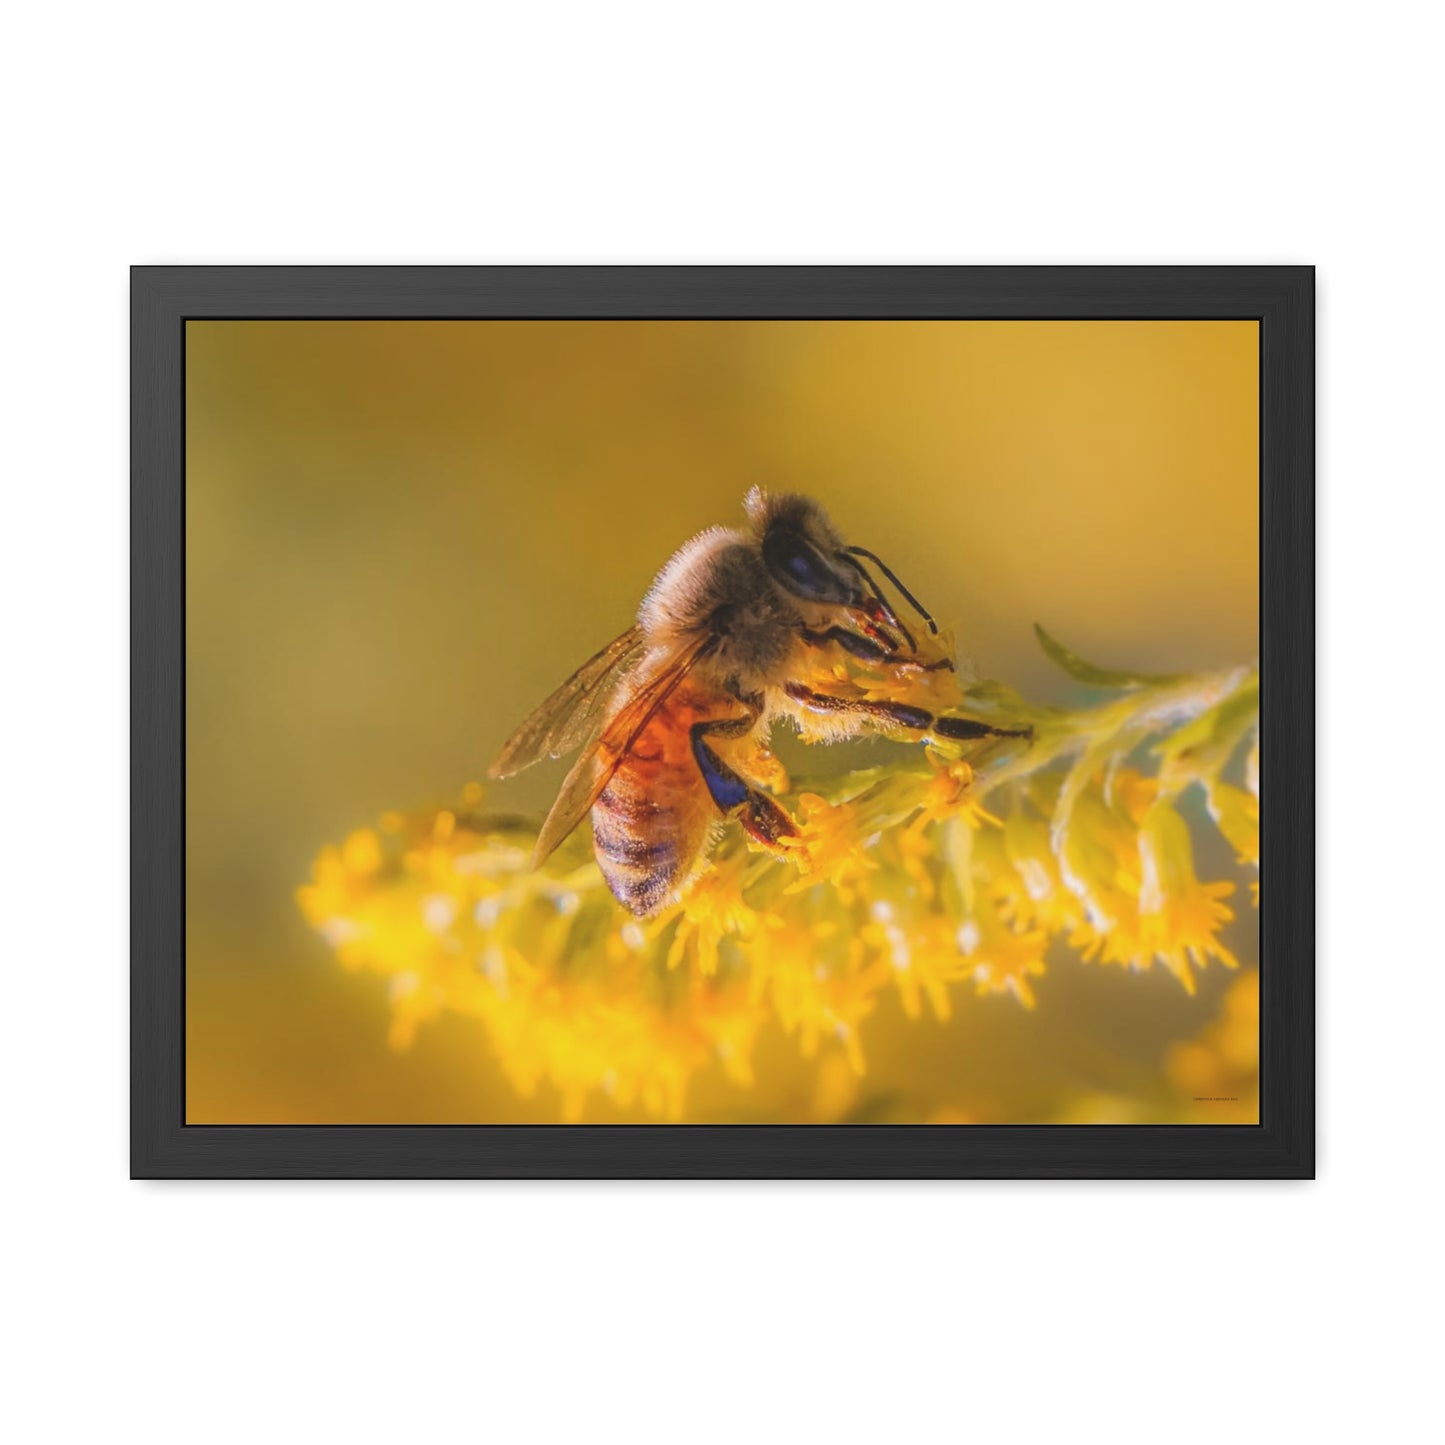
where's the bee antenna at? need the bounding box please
[835,551,916,654]
[844,547,939,635]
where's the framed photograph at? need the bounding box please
[132,265,1313,1178]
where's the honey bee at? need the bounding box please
[490,488,1029,916]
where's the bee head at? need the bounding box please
[744,487,858,604]
[743,487,942,650]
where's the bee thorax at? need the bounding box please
[638,527,796,685]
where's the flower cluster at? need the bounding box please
[297,629,1259,1119]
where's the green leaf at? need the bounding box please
[1033,624,1186,690]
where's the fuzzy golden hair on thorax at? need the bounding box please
[743,486,847,553]
[637,524,751,643]
[636,506,801,685]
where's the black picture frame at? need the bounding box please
[132,265,1314,1179]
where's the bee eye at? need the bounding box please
[763,529,851,602]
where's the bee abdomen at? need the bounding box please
[593,812,677,868]
[603,863,678,917]
[593,780,704,918]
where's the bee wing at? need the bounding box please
[532,632,718,866]
[489,625,648,780]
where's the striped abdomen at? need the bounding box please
[592,690,717,916]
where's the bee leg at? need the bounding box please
[800,625,895,664]
[690,715,799,853]
[784,683,1032,741]
[737,789,799,851]
[800,624,954,672]
[933,716,1033,741]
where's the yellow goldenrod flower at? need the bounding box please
[296,632,1260,1120]
[1059,782,1147,946]
[857,903,969,1021]
[910,754,1001,835]
[779,792,876,897]
[663,859,756,975]
[993,804,1085,937]
[889,823,942,902]
[773,950,890,1075]
[958,892,1049,1009]
[1135,800,1239,993]
[1207,779,1260,870]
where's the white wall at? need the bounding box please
[4,3,1436,1440]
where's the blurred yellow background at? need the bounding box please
[186,320,1258,1123]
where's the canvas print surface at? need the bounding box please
[186,320,1259,1124]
